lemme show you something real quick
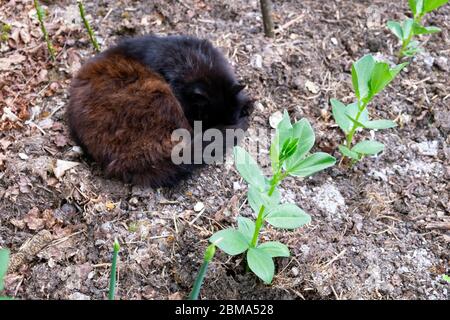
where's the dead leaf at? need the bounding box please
[19,28,31,44]
[54,134,68,147]
[52,159,80,178]
[0,53,26,71]
[23,207,45,230]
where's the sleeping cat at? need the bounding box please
[67,35,252,187]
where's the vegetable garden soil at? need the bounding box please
[0,0,449,300]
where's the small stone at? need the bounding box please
[194,202,205,212]
[251,54,263,69]
[129,197,139,205]
[414,141,439,157]
[434,56,449,72]
[233,181,241,191]
[291,267,299,276]
[269,111,283,129]
[18,153,28,160]
[68,292,90,300]
[72,146,83,154]
[330,37,338,45]
[423,55,435,68]
[305,80,319,94]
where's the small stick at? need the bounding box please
[260,0,275,38]
[33,0,55,60]
[77,0,100,52]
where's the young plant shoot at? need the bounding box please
[0,249,11,300]
[34,0,56,60]
[387,0,448,58]
[189,244,216,300]
[108,239,120,300]
[77,0,101,52]
[210,111,336,284]
[331,54,407,163]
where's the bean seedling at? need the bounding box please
[189,244,216,300]
[387,0,448,58]
[210,111,336,283]
[108,239,120,300]
[331,54,407,163]
[0,248,12,300]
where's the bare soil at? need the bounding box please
[0,0,449,300]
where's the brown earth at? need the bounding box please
[0,0,449,300]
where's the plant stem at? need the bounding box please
[259,0,275,38]
[34,0,55,60]
[77,0,100,52]
[345,100,368,149]
[398,32,413,59]
[249,168,287,248]
[108,239,120,300]
[189,244,216,300]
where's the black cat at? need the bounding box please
[67,35,252,187]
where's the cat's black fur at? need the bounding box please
[110,35,252,128]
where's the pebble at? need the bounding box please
[194,202,205,212]
[414,141,439,157]
[250,54,263,69]
[434,56,449,72]
[423,54,434,68]
[18,152,29,160]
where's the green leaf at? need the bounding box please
[369,61,407,97]
[284,118,315,171]
[270,132,281,173]
[288,152,336,177]
[265,204,311,229]
[237,217,255,244]
[423,0,449,13]
[279,137,299,162]
[370,62,393,96]
[387,21,403,40]
[443,274,450,283]
[331,99,351,134]
[0,249,9,292]
[409,0,424,16]
[352,55,376,100]
[277,110,293,147]
[402,19,414,40]
[413,22,441,35]
[258,241,290,258]
[390,62,408,79]
[364,119,397,130]
[209,229,249,256]
[233,146,265,190]
[248,184,280,214]
[338,145,361,160]
[352,140,385,155]
[247,248,274,284]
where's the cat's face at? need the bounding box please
[182,81,253,129]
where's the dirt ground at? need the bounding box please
[0,0,449,300]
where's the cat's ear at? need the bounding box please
[232,84,246,95]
